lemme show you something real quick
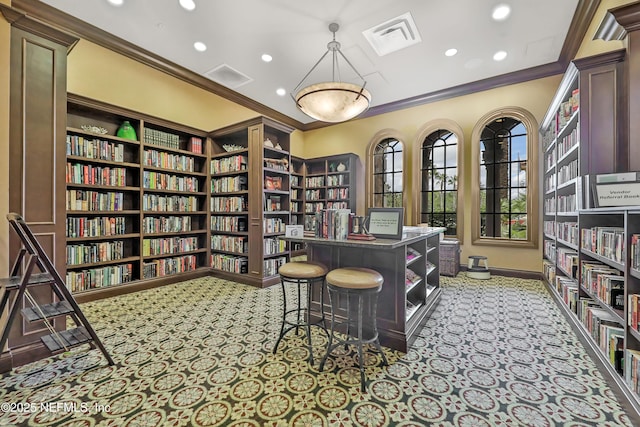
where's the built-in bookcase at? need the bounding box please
[539,49,640,413]
[301,153,358,233]
[209,117,294,288]
[66,95,209,301]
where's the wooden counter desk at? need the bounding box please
[286,226,445,352]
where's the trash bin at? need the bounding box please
[439,239,460,277]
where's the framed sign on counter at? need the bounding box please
[366,207,404,240]
[591,172,640,207]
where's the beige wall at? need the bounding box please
[300,76,561,273]
[0,0,11,277]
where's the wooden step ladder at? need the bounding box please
[0,213,114,366]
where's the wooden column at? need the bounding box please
[1,5,77,371]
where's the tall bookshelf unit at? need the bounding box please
[539,50,640,412]
[301,153,358,233]
[66,95,210,302]
[209,117,294,288]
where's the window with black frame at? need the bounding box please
[479,117,528,240]
[420,129,458,236]
[372,137,404,208]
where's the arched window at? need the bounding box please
[370,137,404,208]
[420,129,459,238]
[471,108,539,247]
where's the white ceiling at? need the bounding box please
[39,0,581,125]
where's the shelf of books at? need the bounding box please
[289,156,306,257]
[209,117,294,287]
[66,95,210,301]
[540,50,640,414]
[209,124,251,283]
[301,153,358,235]
[141,121,209,280]
[262,143,291,280]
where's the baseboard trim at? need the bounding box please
[458,265,543,280]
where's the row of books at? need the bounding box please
[66,163,128,187]
[305,176,325,188]
[557,159,578,186]
[557,221,578,245]
[67,190,124,211]
[67,241,125,266]
[143,216,192,234]
[264,256,287,277]
[210,154,247,174]
[557,247,578,278]
[66,263,133,293]
[312,209,351,240]
[144,128,181,150]
[142,236,199,256]
[188,137,203,154]
[66,135,126,162]
[143,149,196,172]
[211,235,247,254]
[544,220,556,237]
[264,217,286,234]
[543,241,556,262]
[556,276,579,314]
[143,194,200,212]
[211,175,247,193]
[631,234,640,270]
[142,254,198,279]
[211,216,246,233]
[557,126,579,159]
[578,299,624,374]
[327,201,349,209]
[628,294,640,331]
[211,196,246,212]
[557,193,577,213]
[264,195,283,212]
[626,350,640,396]
[142,171,200,192]
[327,174,348,186]
[327,188,348,200]
[543,259,556,284]
[211,254,248,274]
[555,88,579,132]
[580,260,623,309]
[305,189,323,201]
[66,216,127,238]
[305,202,324,213]
[581,226,625,264]
[264,237,286,255]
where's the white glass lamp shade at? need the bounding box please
[295,82,371,123]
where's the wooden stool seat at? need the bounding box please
[321,267,388,392]
[326,267,383,289]
[273,261,329,365]
[279,261,328,280]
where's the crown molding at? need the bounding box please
[10,0,599,132]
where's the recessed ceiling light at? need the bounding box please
[179,0,196,11]
[194,41,207,52]
[276,88,286,96]
[107,0,124,6]
[445,48,458,57]
[261,54,273,63]
[493,50,507,61]
[492,4,511,21]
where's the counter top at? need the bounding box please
[285,226,445,249]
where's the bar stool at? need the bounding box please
[272,261,329,365]
[319,267,388,392]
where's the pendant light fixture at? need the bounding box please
[292,23,371,123]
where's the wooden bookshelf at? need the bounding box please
[66,95,210,301]
[209,117,294,287]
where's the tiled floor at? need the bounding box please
[0,275,635,426]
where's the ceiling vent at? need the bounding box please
[205,64,253,89]
[363,12,422,57]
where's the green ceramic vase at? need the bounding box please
[117,121,137,140]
